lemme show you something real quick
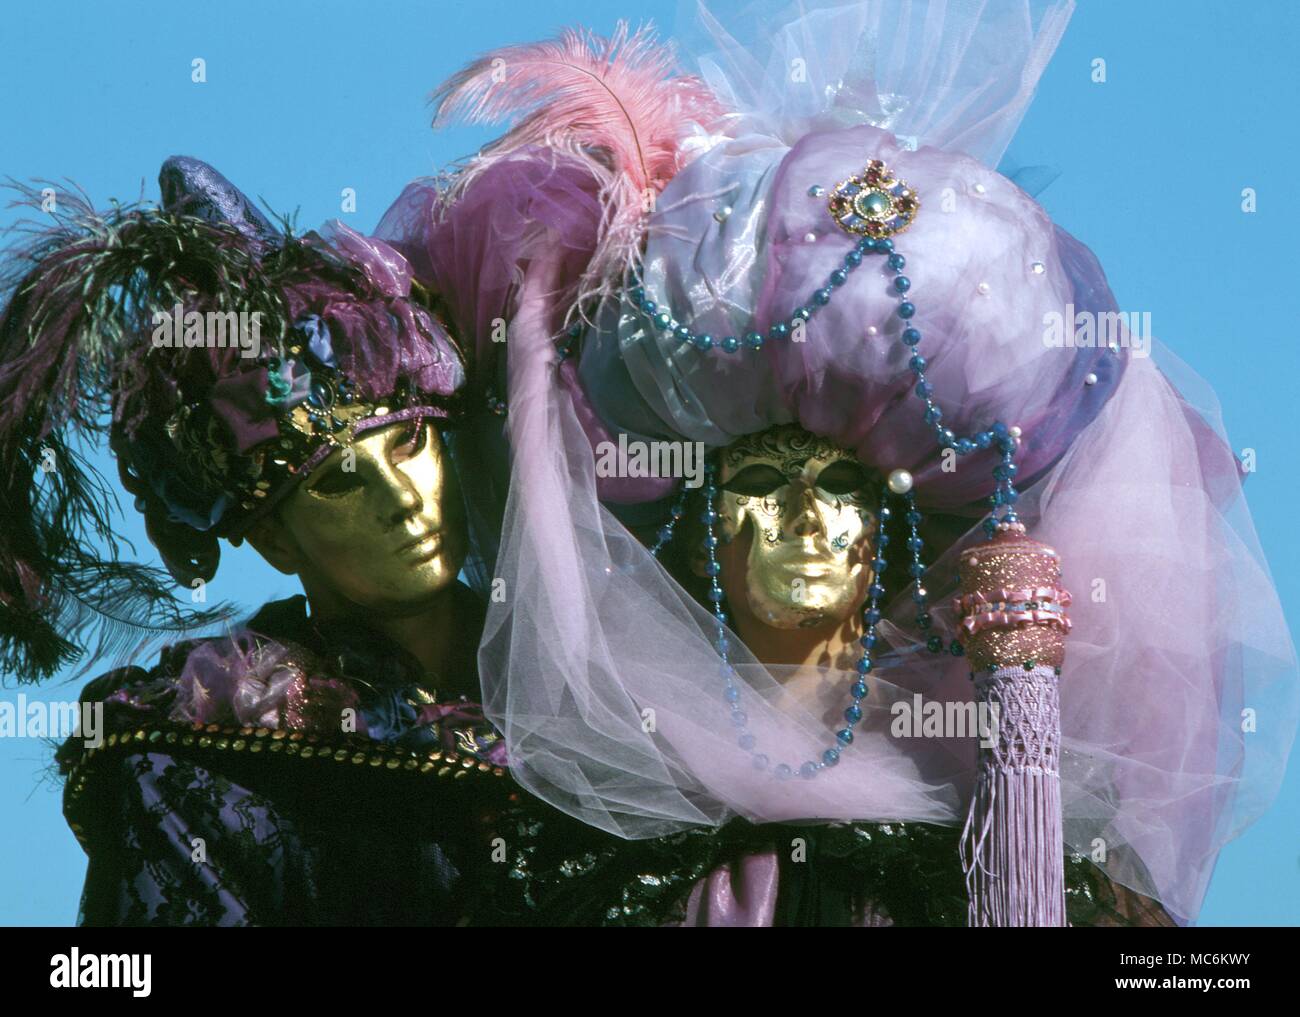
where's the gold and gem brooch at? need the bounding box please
[828,159,919,238]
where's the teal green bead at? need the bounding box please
[854,190,890,217]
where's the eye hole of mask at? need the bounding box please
[813,459,872,496]
[722,464,789,497]
[392,418,428,462]
[310,420,427,497]
[310,462,364,497]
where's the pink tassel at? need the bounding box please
[959,665,1066,926]
[955,527,1071,926]
[430,21,728,312]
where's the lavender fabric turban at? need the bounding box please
[580,121,1120,515]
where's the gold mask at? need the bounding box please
[714,424,878,629]
[263,415,468,613]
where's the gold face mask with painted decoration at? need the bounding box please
[714,423,879,629]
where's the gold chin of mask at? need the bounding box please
[269,414,468,613]
[713,423,879,630]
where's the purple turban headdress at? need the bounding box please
[401,0,1296,925]
[0,157,467,682]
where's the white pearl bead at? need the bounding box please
[973,183,987,194]
[866,325,878,336]
[1031,262,1045,274]
[804,232,818,243]
[1008,425,1022,439]
[977,282,990,295]
[887,468,914,495]
[1085,372,1098,386]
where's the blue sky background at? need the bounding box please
[0,0,1296,924]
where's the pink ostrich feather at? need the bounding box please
[430,20,729,317]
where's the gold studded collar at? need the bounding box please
[62,719,510,851]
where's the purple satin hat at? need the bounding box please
[121,156,469,539]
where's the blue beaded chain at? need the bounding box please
[631,226,1025,776]
[649,485,690,556]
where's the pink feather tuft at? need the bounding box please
[430,21,729,316]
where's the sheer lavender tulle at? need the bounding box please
[414,0,1298,924]
[490,239,1298,926]
[681,0,1073,165]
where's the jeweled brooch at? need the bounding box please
[828,159,919,238]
